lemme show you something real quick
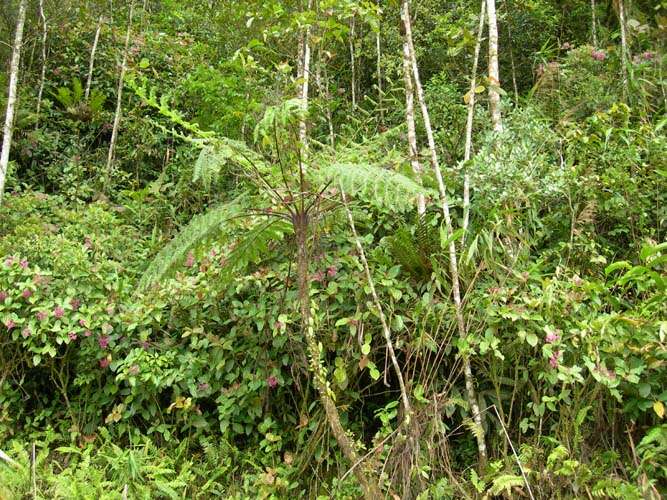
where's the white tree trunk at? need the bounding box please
[105,2,134,186]
[0,0,28,205]
[402,0,488,468]
[298,0,313,168]
[591,0,598,47]
[85,16,104,101]
[402,36,425,214]
[618,0,630,100]
[35,0,48,129]
[463,0,487,239]
[350,15,357,110]
[486,0,503,132]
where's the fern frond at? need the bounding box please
[489,474,524,495]
[139,198,246,289]
[194,140,269,188]
[312,162,434,212]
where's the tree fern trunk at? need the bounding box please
[294,216,381,499]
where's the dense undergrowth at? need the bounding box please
[0,0,666,498]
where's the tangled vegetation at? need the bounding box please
[0,0,665,498]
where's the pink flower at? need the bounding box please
[36,311,48,321]
[79,319,87,327]
[19,259,29,269]
[311,271,325,283]
[184,251,195,268]
[53,306,65,319]
[84,330,92,337]
[0,291,7,302]
[549,350,561,368]
[22,289,33,299]
[326,266,337,278]
[99,357,110,369]
[99,336,110,349]
[68,331,77,341]
[22,327,31,338]
[267,375,279,389]
[70,298,81,311]
[545,330,560,344]
[642,51,654,61]
[4,319,16,330]
[4,256,15,267]
[591,49,606,61]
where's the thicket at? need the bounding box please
[0,0,665,498]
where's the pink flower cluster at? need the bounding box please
[0,291,7,302]
[591,50,606,61]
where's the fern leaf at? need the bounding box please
[489,474,524,495]
[139,199,246,289]
[312,162,434,212]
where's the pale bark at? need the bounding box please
[402,0,488,468]
[0,0,28,205]
[591,0,598,47]
[618,0,630,101]
[402,37,425,214]
[35,0,48,129]
[341,186,412,420]
[376,0,383,125]
[85,16,104,101]
[105,2,134,187]
[486,0,503,132]
[350,15,357,110]
[463,0,487,239]
[297,0,313,167]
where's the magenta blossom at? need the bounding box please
[99,358,110,369]
[22,289,33,299]
[99,335,110,349]
[591,49,606,61]
[311,270,325,283]
[19,259,29,269]
[21,327,31,338]
[545,330,560,344]
[642,51,655,61]
[549,350,561,368]
[79,319,87,327]
[4,319,16,330]
[84,330,92,337]
[53,306,65,319]
[267,375,279,389]
[70,298,81,311]
[185,251,195,268]
[36,311,48,321]
[4,256,15,267]
[326,266,337,278]
[0,291,7,302]
[68,331,77,341]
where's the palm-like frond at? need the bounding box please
[312,162,435,212]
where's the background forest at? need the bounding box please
[0,0,665,498]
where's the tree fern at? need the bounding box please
[312,162,434,212]
[139,198,246,289]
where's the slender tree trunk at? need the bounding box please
[0,0,28,205]
[402,0,488,469]
[350,15,357,110]
[591,0,598,47]
[463,0,487,240]
[486,0,503,132]
[85,16,104,101]
[298,0,313,167]
[35,0,48,129]
[341,187,412,419]
[105,2,134,189]
[618,0,630,101]
[294,217,381,499]
[376,0,384,126]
